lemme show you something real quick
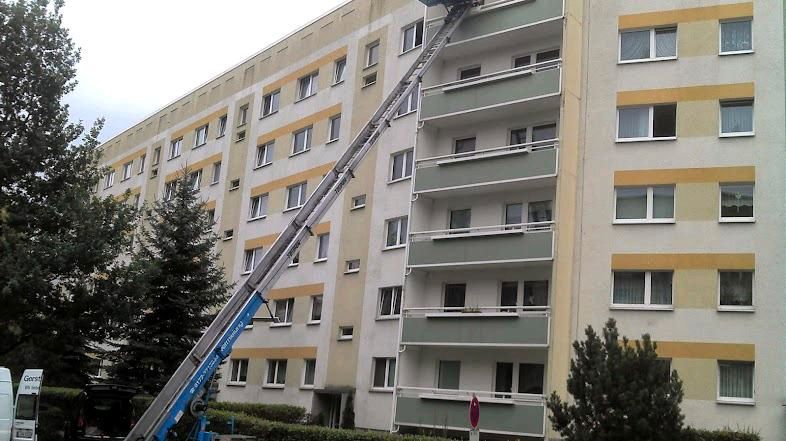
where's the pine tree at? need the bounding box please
[0,0,138,386]
[110,172,231,393]
[547,318,685,441]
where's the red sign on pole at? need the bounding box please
[469,394,480,429]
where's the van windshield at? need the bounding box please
[15,395,36,420]
[82,396,133,437]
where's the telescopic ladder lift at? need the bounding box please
[124,2,472,439]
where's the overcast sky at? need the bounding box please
[61,0,346,143]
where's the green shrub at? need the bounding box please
[683,428,761,441]
[210,401,306,424]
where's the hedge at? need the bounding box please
[684,428,761,441]
[209,401,306,424]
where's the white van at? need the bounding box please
[12,369,43,441]
[0,367,13,441]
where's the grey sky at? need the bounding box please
[61,0,346,143]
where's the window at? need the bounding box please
[122,162,133,180]
[104,171,115,189]
[266,359,287,386]
[396,85,420,116]
[720,184,754,221]
[297,72,319,100]
[454,137,476,154]
[223,229,234,240]
[338,326,353,340]
[532,123,558,142]
[229,359,248,384]
[292,127,312,155]
[164,181,177,201]
[238,104,248,126]
[362,72,377,88]
[402,20,424,53]
[535,49,561,70]
[302,359,316,387]
[351,195,367,210]
[207,209,215,222]
[366,41,380,67]
[309,295,323,323]
[236,130,246,142]
[152,147,161,165]
[211,162,221,185]
[523,280,549,307]
[390,149,414,182]
[719,271,753,309]
[378,286,402,318]
[614,186,675,223]
[230,179,240,191]
[494,362,513,398]
[188,170,202,191]
[385,217,408,248]
[518,363,545,394]
[194,124,208,147]
[505,203,523,226]
[138,155,146,174]
[328,115,341,142]
[255,142,274,168]
[437,361,460,390]
[217,115,227,137]
[169,138,182,159]
[510,128,527,145]
[720,100,754,136]
[449,208,471,231]
[289,252,300,267]
[150,168,159,179]
[249,194,268,220]
[345,259,360,274]
[133,194,141,208]
[274,298,294,325]
[612,271,673,308]
[262,90,280,117]
[720,19,753,54]
[617,104,677,141]
[373,358,396,390]
[619,27,677,62]
[528,200,553,223]
[458,66,481,80]
[513,54,532,68]
[718,361,754,403]
[242,247,263,274]
[444,283,466,309]
[285,182,307,210]
[333,58,346,84]
[316,234,329,261]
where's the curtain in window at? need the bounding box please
[721,185,754,218]
[620,30,650,60]
[655,28,677,57]
[721,21,752,53]
[721,102,753,134]
[616,187,647,219]
[618,107,649,138]
[719,272,753,306]
[650,272,673,305]
[719,362,753,398]
[613,272,645,304]
[652,186,675,218]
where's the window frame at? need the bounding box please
[458,65,482,80]
[237,104,249,127]
[291,126,313,156]
[351,195,367,210]
[618,27,678,64]
[372,357,396,391]
[242,247,264,275]
[366,41,380,68]
[719,183,755,223]
[285,182,308,211]
[719,18,754,56]
[719,99,755,138]
[333,57,347,85]
[265,359,287,388]
[261,90,280,117]
[104,170,115,189]
[395,85,420,118]
[194,124,209,147]
[384,216,408,249]
[152,147,161,166]
[211,162,221,185]
[122,161,133,181]
[302,359,316,388]
[309,295,323,324]
[377,286,403,319]
[248,194,269,221]
[297,72,319,101]
[255,142,274,169]
[138,155,146,174]
[338,326,354,341]
[616,105,677,142]
[228,358,249,385]
[315,233,329,262]
[345,259,360,274]
[328,114,341,143]
[610,270,674,310]
[717,270,755,312]
[188,169,202,191]
[613,186,676,224]
[389,149,414,183]
[401,20,424,54]
[168,138,183,160]
[716,361,755,405]
[272,298,295,326]
[164,181,177,201]
[217,115,228,138]
[362,72,378,88]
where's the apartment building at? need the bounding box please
[95,0,784,440]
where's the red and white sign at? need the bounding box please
[469,394,480,429]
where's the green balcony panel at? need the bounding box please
[408,230,553,267]
[414,148,557,193]
[395,396,545,436]
[420,68,561,120]
[451,0,563,43]
[401,314,549,346]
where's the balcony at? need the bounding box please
[394,387,546,437]
[407,222,554,269]
[419,61,562,128]
[414,139,558,196]
[400,307,550,347]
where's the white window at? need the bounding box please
[242,247,263,274]
[164,181,177,201]
[396,85,420,117]
[229,359,249,384]
[385,217,408,248]
[238,105,248,126]
[718,361,754,404]
[458,65,481,80]
[402,20,424,53]
[438,360,460,390]
[266,359,287,386]
[255,142,274,168]
[230,179,240,191]
[720,184,754,222]
[619,27,677,63]
[333,58,346,84]
[289,252,300,267]
[297,72,319,100]
[720,19,753,55]
[138,155,146,174]
[217,115,227,137]
[188,170,202,191]
[372,357,396,390]
[378,286,402,318]
[345,259,360,274]
[328,115,341,142]
[122,162,133,180]
[194,124,208,147]
[223,229,234,240]
[614,186,675,223]
[211,161,221,185]
[274,298,294,324]
[366,41,380,67]
[351,195,366,210]
[292,127,312,155]
[617,105,677,141]
[262,90,280,117]
[449,209,471,231]
[309,295,323,323]
[719,271,754,310]
[390,149,414,182]
[338,326,353,340]
[302,359,316,387]
[612,271,673,308]
[104,171,115,189]
[236,130,246,142]
[362,72,377,88]
[249,194,268,220]
[285,182,307,210]
[168,138,182,159]
[152,147,161,166]
[316,233,329,261]
[720,100,754,137]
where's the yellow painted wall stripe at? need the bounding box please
[655,341,755,362]
[170,107,228,141]
[250,162,335,197]
[266,283,324,300]
[619,3,753,30]
[617,83,754,106]
[612,253,755,270]
[614,166,755,186]
[313,221,330,236]
[204,200,216,211]
[262,47,347,94]
[230,346,317,359]
[256,104,342,146]
[245,222,330,250]
[165,153,223,182]
[111,147,147,170]
[112,186,141,201]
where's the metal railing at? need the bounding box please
[409,221,554,242]
[403,305,550,318]
[422,58,562,96]
[415,138,558,169]
[397,386,545,404]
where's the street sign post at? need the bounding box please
[469,394,480,441]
